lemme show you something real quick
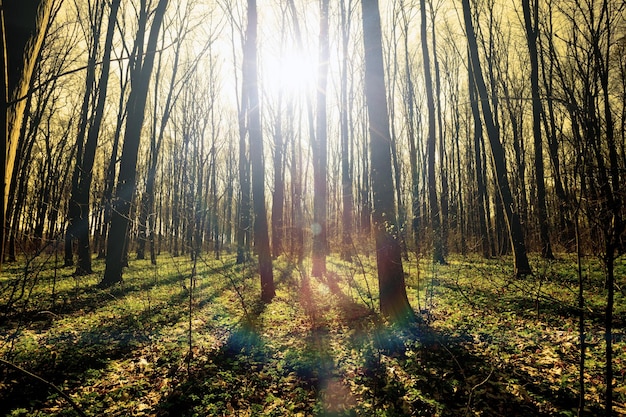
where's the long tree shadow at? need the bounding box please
[319,271,583,416]
[5,257,600,416]
[0,257,259,415]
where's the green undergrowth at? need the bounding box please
[0,251,624,416]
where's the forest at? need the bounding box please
[1,0,625,415]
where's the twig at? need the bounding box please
[465,366,494,416]
[0,358,88,417]
[199,256,250,322]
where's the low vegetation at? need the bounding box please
[1,252,625,416]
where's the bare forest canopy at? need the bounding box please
[1,0,625,415]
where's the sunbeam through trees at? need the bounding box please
[1,0,625,415]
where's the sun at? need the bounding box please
[259,44,317,98]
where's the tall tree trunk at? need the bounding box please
[139,13,189,264]
[98,60,129,259]
[2,0,53,270]
[420,0,445,264]
[462,0,531,277]
[361,0,413,322]
[224,140,235,251]
[245,0,275,302]
[66,2,104,268]
[100,0,169,287]
[312,0,329,277]
[340,0,354,261]
[290,102,304,264]
[271,96,285,258]
[522,0,553,259]
[429,0,449,259]
[399,4,420,251]
[360,129,371,236]
[236,50,251,264]
[6,77,39,262]
[72,0,121,275]
[468,51,490,259]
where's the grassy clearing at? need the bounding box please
[0,251,624,416]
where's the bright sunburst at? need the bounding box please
[260,44,317,97]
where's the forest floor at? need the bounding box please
[0,250,625,416]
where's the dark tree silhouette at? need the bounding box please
[67,0,121,275]
[244,0,275,302]
[100,0,169,288]
[462,0,532,277]
[522,0,553,260]
[420,0,445,264]
[361,0,413,322]
[2,0,54,270]
[312,0,329,277]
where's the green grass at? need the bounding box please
[0,251,624,416]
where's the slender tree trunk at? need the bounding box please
[522,0,553,259]
[67,3,104,269]
[468,52,490,259]
[420,0,445,264]
[224,140,235,251]
[340,0,354,261]
[361,0,413,322]
[360,131,371,236]
[312,0,329,277]
[290,104,305,264]
[399,5,420,251]
[73,0,121,274]
[462,0,531,277]
[271,96,285,258]
[100,0,169,287]
[98,64,128,259]
[429,0,449,259]
[245,0,275,302]
[2,0,53,269]
[236,66,251,264]
[6,80,39,262]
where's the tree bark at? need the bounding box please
[420,0,445,264]
[467,50,490,259]
[361,0,413,322]
[271,100,285,259]
[522,0,553,259]
[399,5,420,251]
[462,0,531,277]
[100,0,169,287]
[312,0,329,277]
[339,0,354,261]
[2,0,54,269]
[71,0,121,275]
[245,0,275,302]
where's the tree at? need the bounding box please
[67,0,121,274]
[137,2,212,263]
[244,0,275,302]
[462,0,532,277]
[100,0,170,288]
[312,0,329,277]
[269,2,290,260]
[398,2,421,251]
[361,0,413,322]
[551,0,625,411]
[339,0,354,261]
[420,0,445,264]
[2,0,56,269]
[468,49,491,259]
[522,0,554,259]
[229,0,252,265]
